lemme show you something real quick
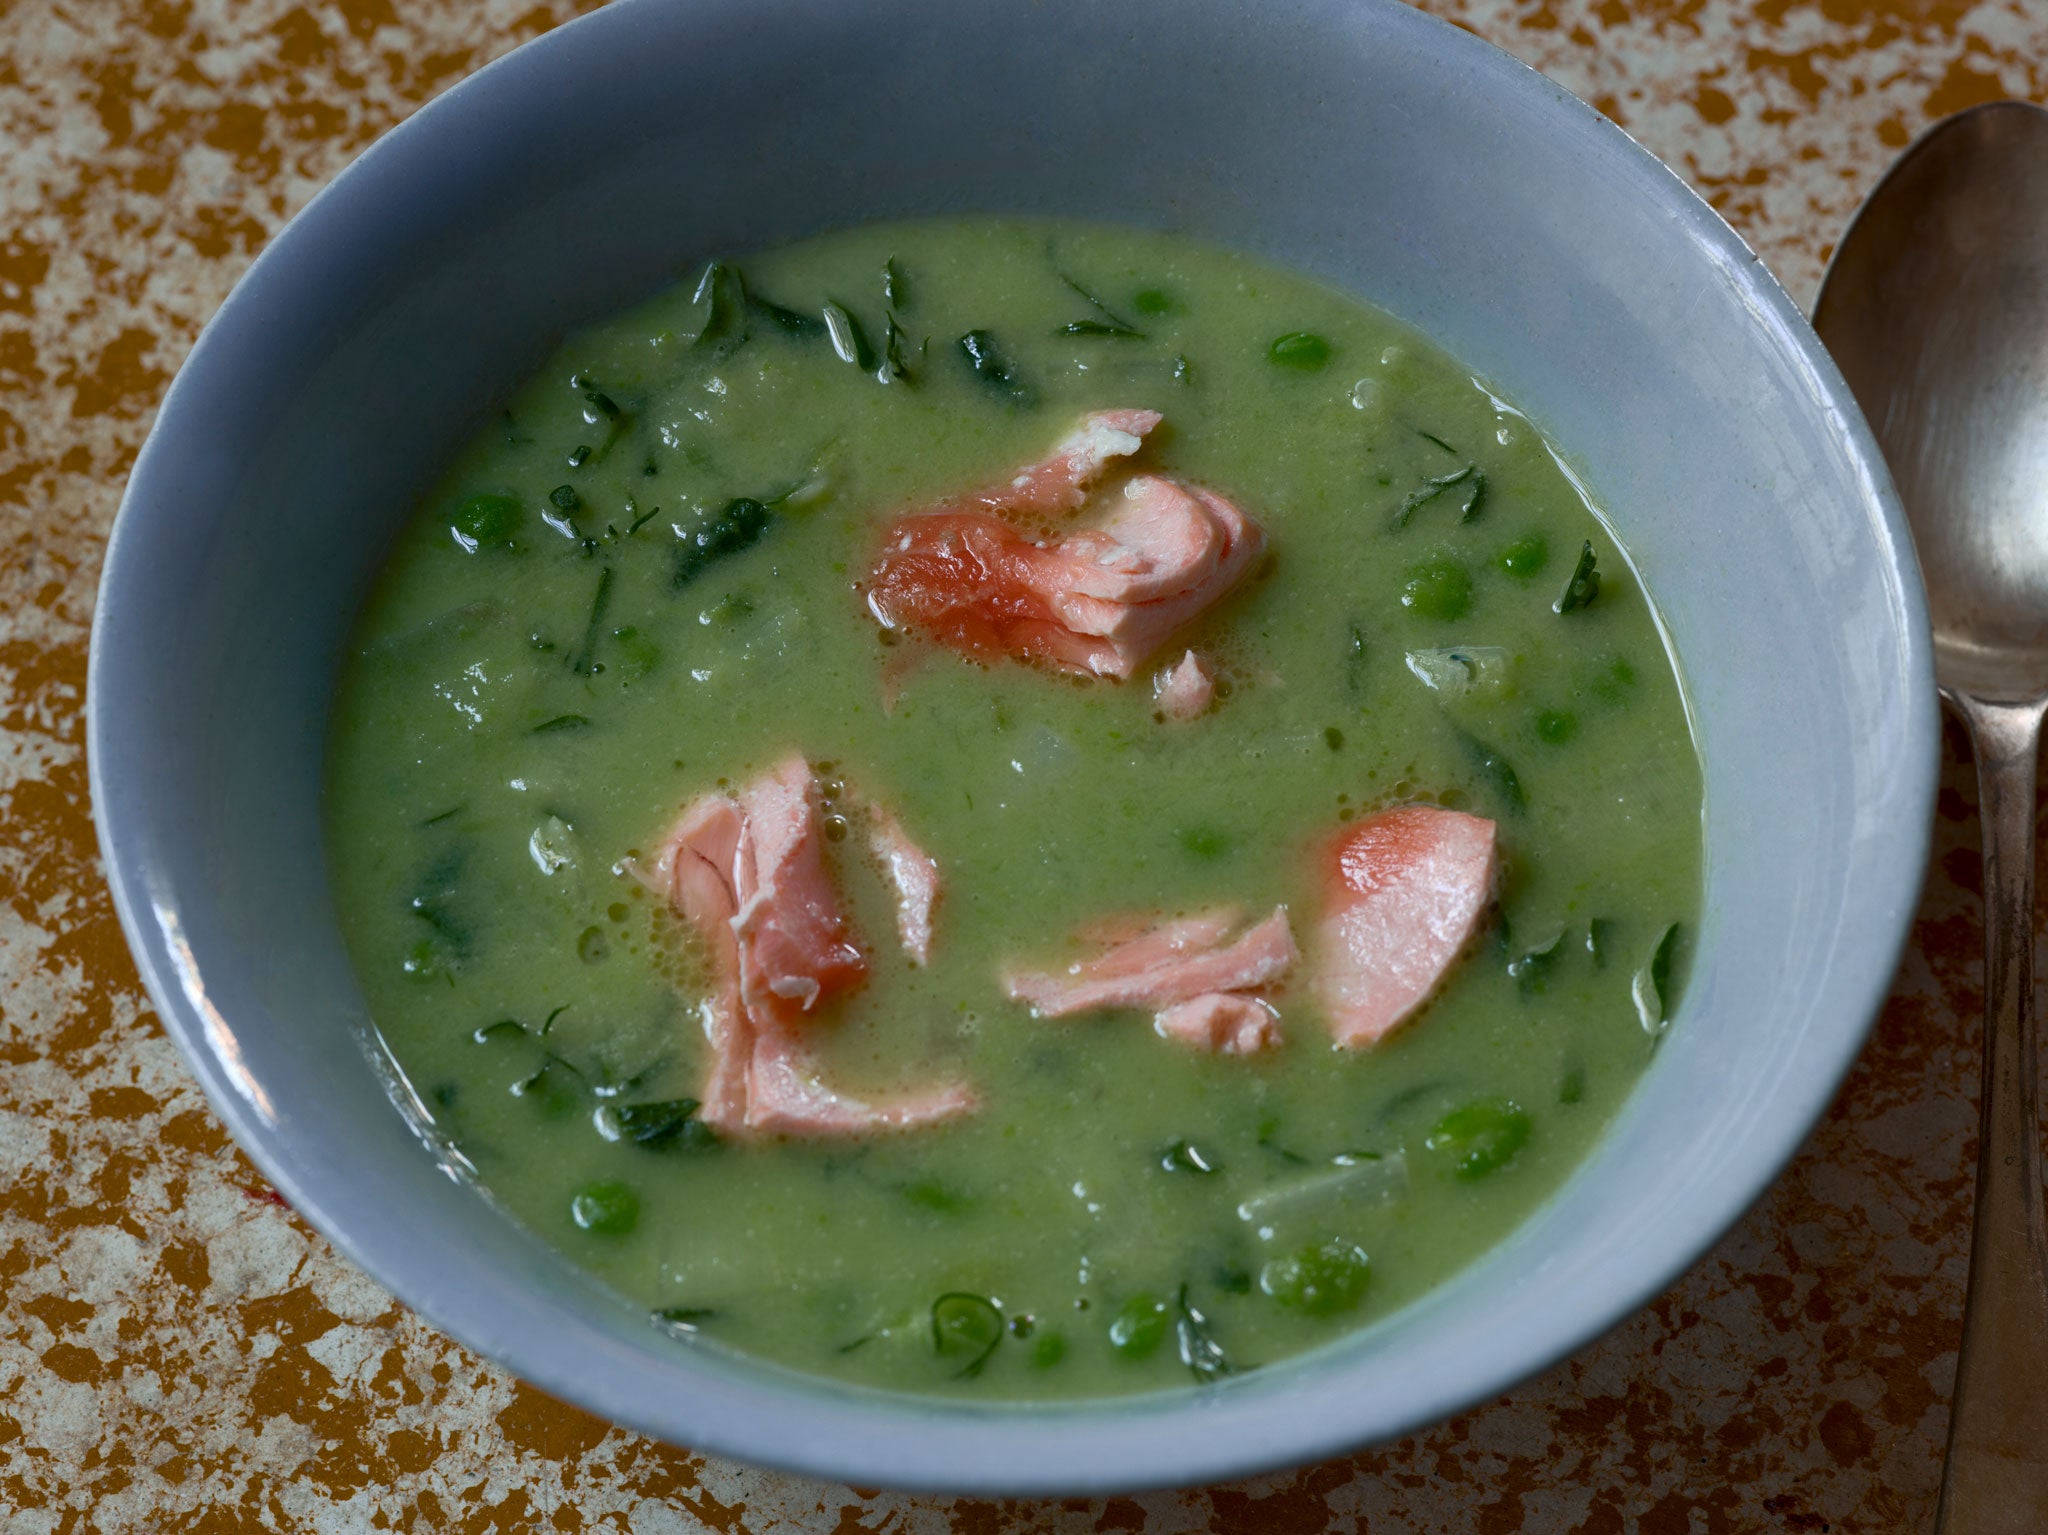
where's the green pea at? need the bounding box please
[1132,288,1175,316]
[1536,709,1578,744]
[1497,534,1548,579]
[570,1180,639,1235]
[450,493,522,549]
[1425,1098,1532,1180]
[1108,1293,1170,1360]
[611,626,660,681]
[1267,331,1331,370]
[1259,1238,1371,1316]
[1400,556,1473,621]
[1590,653,1636,704]
[931,1292,1003,1376]
[1030,1330,1067,1369]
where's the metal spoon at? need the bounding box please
[1815,100,2048,1531]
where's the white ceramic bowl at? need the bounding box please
[87,0,1936,1494]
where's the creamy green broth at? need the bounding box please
[327,218,1701,1397]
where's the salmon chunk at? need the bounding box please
[743,1016,978,1136]
[1314,805,1499,1048]
[638,756,975,1137]
[867,413,1265,679]
[867,805,940,966]
[1154,993,1282,1054]
[1003,906,1296,1053]
[1154,649,1215,720]
[968,407,1161,517]
[727,757,867,1025]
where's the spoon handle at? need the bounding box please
[1938,694,2048,1533]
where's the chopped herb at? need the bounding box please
[1417,431,1459,455]
[684,261,748,357]
[957,330,1034,404]
[822,301,876,370]
[1255,1113,1311,1165]
[1507,927,1564,992]
[570,565,613,676]
[429,1082,459,1110]
[419,805,463,827]
[627,503,661,535]
[1393,464,1485,528]
[903,1179,974,1214]
[883,256,907,309]
[1535,708,1578,744]
[567,444,591,468]
[595,1098,719,1152]
[1555,541,1600,613]
[1268,331,1331,370]
[471,1018,525,1044]
[404,850,470,976]
[1030,1330,1066,1368]
[1132,287,1175,316]
[652,1306,716,1335]
[1346,623,1370,692]
[1056,273,1144,339]
[1174,1284,1237,1383]
[1454,726,1525,812]
[931,1292,1004,1377]
[1159,1139,1222,1175]
[1559,1062,1588,1105]
[1324,725,1344,751]
[673,497,774,587]
[744,279,825,337]
[1586,917,1613,967]
[539,1004,569,1036]
[548,484,581,514]
[531,714,591,734]
[1178,826,1230,860]
[1632,922,1682,1036]
[1172,352,1192,384]
[879,311,911,383]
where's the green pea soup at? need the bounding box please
[326,217,1702,1397]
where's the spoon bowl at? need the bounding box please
[1818,102,2048,702]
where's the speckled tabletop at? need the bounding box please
[5,0,2046,1529]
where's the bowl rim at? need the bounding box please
[86,0,1938,1495]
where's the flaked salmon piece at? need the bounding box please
[1154,649,1214,720]
[1004,906,1298,1018]
[1155,992,1283,1054]
[693,994,753,1136]
[745,1018,979,1135]
[1314,804,1499,1049]
[1057,476,1228,602]
[640,757,973,1138]
[867,805,939,966]
[728,756,866,1026]
[867,416,1264,680]
[965,407,1161,518]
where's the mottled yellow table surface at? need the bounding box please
[6,0,2047,1529]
